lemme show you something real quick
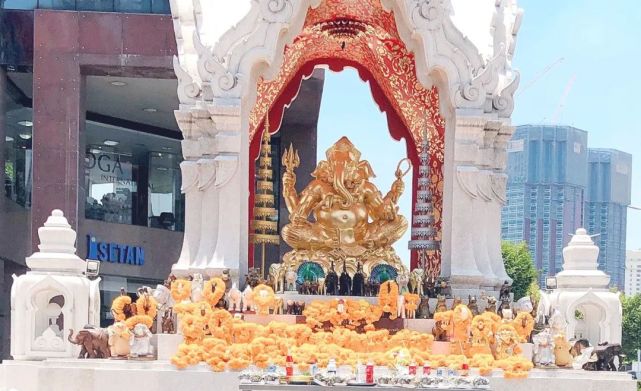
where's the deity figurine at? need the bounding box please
[499,281,512,301]
[485,296,497,314]
[532,328,555,366]
[470,314,494,356]
[512,311,535,342]
[325,260,339,295]
[352,262,365,296]
[548,307,567,337]
[129,323,153,359]
[339,260,352,296]
[423,275,436,298]
[280,137,409,272]
[221,268,233,292]
[495,324,522,360]
[468,296,480,316]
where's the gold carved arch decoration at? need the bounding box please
[248,0,444,270]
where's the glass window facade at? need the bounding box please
[84,123,184,231]
[2,0,170,13]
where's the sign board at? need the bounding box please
[86,235,145,266]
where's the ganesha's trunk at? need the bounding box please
[333,164,353,208]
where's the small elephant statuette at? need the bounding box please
[68,326,110,359]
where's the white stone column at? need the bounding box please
[475,125,501,288]
[488,126,514,284]
[172,160,201,277]
[203,105,242,280]
[448,116,485,289]
[192,158,218,274]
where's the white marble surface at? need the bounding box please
[0,360,636,391]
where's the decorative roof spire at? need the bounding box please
[252,113,280,278]
[409,130,440,272]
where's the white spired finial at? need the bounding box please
[26,209,85,273]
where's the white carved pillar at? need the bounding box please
[449,116,485,289]
[172,160,201,276]
[488,125,515,284]
[475,124,501,288]
[192,157,218,274]
[204,105,242,279]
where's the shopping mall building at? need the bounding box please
[0,1,323,360]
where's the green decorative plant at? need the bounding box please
[621,294,641,361]
[501,241,538,301]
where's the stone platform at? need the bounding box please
[0,359,636,391]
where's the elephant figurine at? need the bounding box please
[227,284,242,312]
[409,268,425,296]
[68,327,110,359]
[242,285,254,312]
[396,272,410,294]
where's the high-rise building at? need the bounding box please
[625,250,641,296]
[502,125,588,285]
[586,149,632,289]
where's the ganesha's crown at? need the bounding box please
[326,136,361,161]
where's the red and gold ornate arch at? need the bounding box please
[248,0,444,271]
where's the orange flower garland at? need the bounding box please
[403,293,420,318]
[203,277,226,307]
[378,280,399,319]
[135,294,158,319]
[125,314,154,330]
[170,279,192,302]
[252,284,276,315]
[111,295,133,322]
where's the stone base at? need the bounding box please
[0,359,635,391]
[151,333,184,360]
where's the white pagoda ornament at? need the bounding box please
[408,132,440,274]
[11,209,101,360]
[544,228,622,345]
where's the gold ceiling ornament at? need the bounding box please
[317,18,368,47]
[251,114,280,278]
[280,136,410,276]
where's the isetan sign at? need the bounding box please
[86,235,145,266]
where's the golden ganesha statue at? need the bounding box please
[279,136,409,276]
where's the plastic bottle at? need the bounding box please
[422,361,431,377]
[365,361,374,384]
[285,353,294,377]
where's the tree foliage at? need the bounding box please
[501,241,538,301]
[621,294,641,361]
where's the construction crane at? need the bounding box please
[550,74,576,124]
[516,57,564,97]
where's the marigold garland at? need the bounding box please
[125,314,154,330]
[170,279,192,302]
[203,277,226,306]
[378,280,399,320]
[252,284,276,315]
[111,295,134,322]
[135,294,158,319]
[168,296,532,379]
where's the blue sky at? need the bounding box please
[316,0,641,263]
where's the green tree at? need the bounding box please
[501,241,538,301]
[621,294,641,361]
